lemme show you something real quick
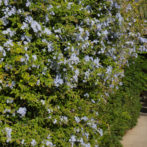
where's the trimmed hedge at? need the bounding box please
[99,53,147,147]
[0,0,146,146]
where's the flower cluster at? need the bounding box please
[5,127,12,143]
[17,107,27,117]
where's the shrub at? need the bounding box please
[0,0,145,146]
[99,53,147,147]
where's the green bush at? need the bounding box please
[0,0,145,146]
[99,54,147,147]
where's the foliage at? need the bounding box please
[0,0,146,146]
[138,0,147,20]
[99,53,147,147]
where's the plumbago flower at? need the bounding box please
[17,107,27,117]
[5,127,12,143]
[31,139,37,146]
[0,0,145,146]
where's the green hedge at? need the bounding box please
[0,0,146,146]
[99,53,147,147]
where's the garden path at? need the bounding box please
[121,113,147,147]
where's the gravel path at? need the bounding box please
[121,113,147,147]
